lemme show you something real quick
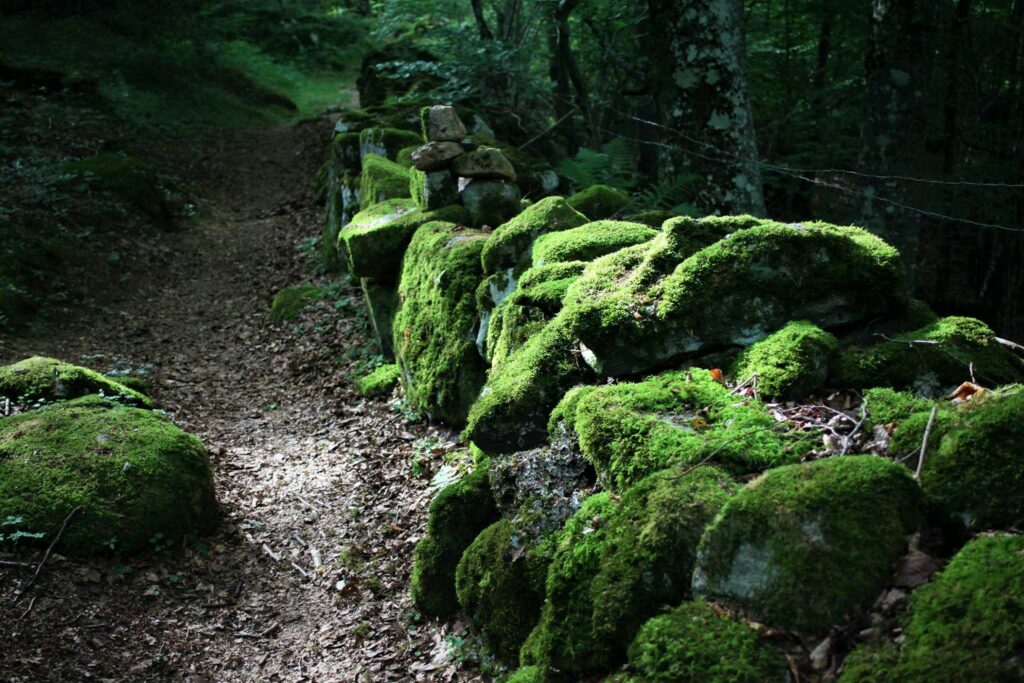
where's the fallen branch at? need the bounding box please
[14,506,81,603]
[914,406,939,481]
[996,336,1024,355]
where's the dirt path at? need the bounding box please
[0,120,471,682]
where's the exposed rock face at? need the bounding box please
[410,168,458,210]
[411,141,464,171]
[460,179,521,228]
[421,105,467,142]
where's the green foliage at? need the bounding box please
[556,139,637,193]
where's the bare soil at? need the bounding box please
[0,118,475,682]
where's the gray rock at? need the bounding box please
[410,168,458,211]
[452,146,517,181]
[423,105,467,142]
[411,141,464,172]
[460,179,522,228]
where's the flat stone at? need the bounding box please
[423,105,467,142]
[452,146,517,181]
[411,141,464,172]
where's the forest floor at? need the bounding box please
[0,115,477,681]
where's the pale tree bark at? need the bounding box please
[859,0,939,277]
[650,0,765,216]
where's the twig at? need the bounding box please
[262,544,281,562]
[13,506,81,603]
[0,560,33,567]
[19,595,36,619]
[841,397,868,456]
[873,333,938,345]
[996,336,1024,354]
[730,372,758,396]
[517,108,577,151]
[915,407,939,481]
[289,561,310,579]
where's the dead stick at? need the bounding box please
[15,506,81,602]
[915,407,939,481]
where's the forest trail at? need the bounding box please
[0,119,467,682]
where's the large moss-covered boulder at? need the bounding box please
[393,221,489,425]
[531,220,657,267]
[572,369,803,491]
[568,220,906,377]
[358,155,412,210]
[411,466,499,618]
[532,465,735,677]
[480,197,589,275]
[730,320,838,400]
[0,396,217,555]
[841,534,1024,683]
[567,184,630,220]
[889,386,1024,530]
[624,601,786,683]
[358,127,424,161]
[835,316,1024,394]
[693,456,922,634]
[340,199,467,283]
[0,357,150,407]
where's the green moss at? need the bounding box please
[890,386,1024,530]
[625,601,786,683]
[358,127,424,161]
[107,375,149,394]
[396,144,419,168]
[505,666,545,683]
[862,387,936,429]
[411,466,499,618]
[623,209,675,227]
[835,316,1024,394]
[730,321,837,400]
[409,167,457,210]
[531,221,657,267]
[487,298,549,371]
[340,199,467,283]
[61,153,166,218]
[269,284,320,324]
[393,222,489,426]
[566,184,630,220]
[0,396,217,555]
[462,180,523,229]
[0,356,150,407]
[331,131,362,172]
[574,369,804,491]
[358,155,412,210]
[567,220,906,377]
[533,465,735,677]
[480,197,588,275]
[355,363,400,397]
[838,641,900,683]
[547,385,597,437]
[514,261,588,314]
[693,456,922,634]
[456,517,555,664]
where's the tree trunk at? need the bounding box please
[859,0,939,279]
[553,0,591,140]
[942,0,972,174]
[652,0,765,216]
[470,0,494,40]
[547,14,578,152]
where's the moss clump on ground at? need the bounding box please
[862,387,936,429]
[504,666,544,683]
[393,221,489,426]
[340,199,467,283]
[480,196,588,275]
[889,386,1024,530]
[354,363,400,397]
[566,184,630,219]
[533,465,735,677]
[0,396,217,555]
[573,369,804,491]
[730,320,837,400]
[0,356,150,407]
[624,601,786,683]
[455,517,554,664]
[835,316,1024,394]
[269,284,321,324]
[531,221,657,267]
[358,155,412,210]
[564,220,906,377]
[358,127,424,161]
[693,456,921,635]
[410,466,499,618]
[61,153,167,219]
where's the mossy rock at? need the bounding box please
[323,170,360,273]
[572,369,805,491]
[361,278,398,358]
[462,179,523,229]
[505,666,545,683]
[269,284,320,324]
[838,640,901,683]
[411,466,499,618]
[566,184,630,220]
[358,127,424,161]
[547,385,597,437]
[567,219,906,377]
[0,356,150,407]
[480,197,589,275]
[358,155,412,210]
[340,199,467,283]
[331,131,363,173]
[623,209,676,227]
[395,144,419,168]
[355,363,400,397]
[531,221,657,267]
[0,396,217,555]
[410,167,457,210]
[730,320,838,400]
[333,104,420,134]
[532,465,735,677]
[61,153,167,219]
[862,387,937,430]
[889,386,1024,530]
[514,261,588,314]
[835,316,1024,395]
[624,601,786,683]
[393,221,489,426]
[486,297,549,371]
[456,517,554,664]
[693,456,922,635]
